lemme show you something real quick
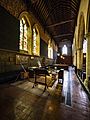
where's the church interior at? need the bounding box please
[0,0,90,120]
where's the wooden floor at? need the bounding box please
[0,67,90,120]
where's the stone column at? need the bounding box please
[76,49,79,69]
[76,48,83,69]
[85,32,90,90]
[74,51,77,66]
[80,49,83,69]
[77,49,80,69]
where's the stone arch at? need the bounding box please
[19,11,32,54]
[78,13,85,49]
[77,12,85,69]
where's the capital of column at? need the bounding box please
[84,32,90,38]
[76,48,83,51]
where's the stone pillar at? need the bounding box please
[77,49,80,69]
[80,49,83,69]
[76,49,79,69]
[74,51,77,66]
[85,33,90,90]
[76,48,83,69]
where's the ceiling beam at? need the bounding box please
[53,33,72,38]
[46,19,74,28]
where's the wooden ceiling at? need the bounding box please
[24,0,81,46]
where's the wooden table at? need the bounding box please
[28,67,49,92]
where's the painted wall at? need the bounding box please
[0,0,56,82]
[40,38,48,57]
[0,0,57,53]
[0,5,19,51]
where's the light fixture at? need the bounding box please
[57,53,60,56]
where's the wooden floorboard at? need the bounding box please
[0,67,90,120]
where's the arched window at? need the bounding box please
[48,47,53,59]
[20,17,28,51]
[33,28,37,55]
[32,25,40,56]
[48,40,53,59]
[62,45,67,55]
[83,39,87,53]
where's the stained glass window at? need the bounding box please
[20,17,28,51]
[48,40,53,59]
[62,45,67,55]
[83,39,87,53]
[33,28,37,55]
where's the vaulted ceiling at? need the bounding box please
[24,0,81,47]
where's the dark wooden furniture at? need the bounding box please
[58,70,64,84]
[28,67,49,92]
[53,64,68,70]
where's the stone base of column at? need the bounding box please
[88,81,90,90]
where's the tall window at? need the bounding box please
[48,40,53,59]
[83,39,87,53]
[62,45,67,55]
[48,47,53,59]
[32,26,40,56]
[33,28,37,55]
[20,17,28,51]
